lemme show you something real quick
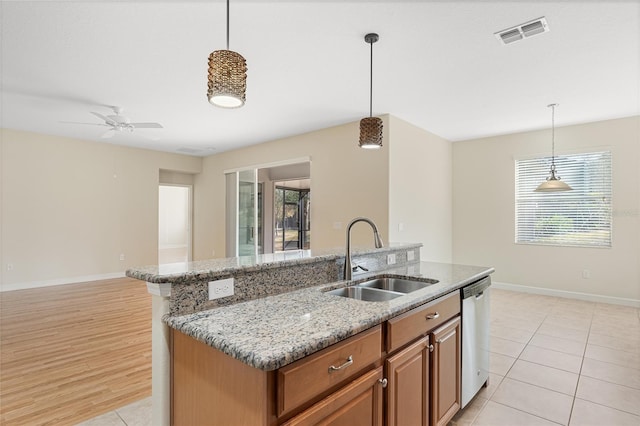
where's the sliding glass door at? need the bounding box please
[275,186,310,251]
[226,169,262,257]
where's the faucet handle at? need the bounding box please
[353,264,369,273]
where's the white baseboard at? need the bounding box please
[1,272,127,292]
[493,281,640,308]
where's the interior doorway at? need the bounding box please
[225,160,310,257]
[158,184,192,264]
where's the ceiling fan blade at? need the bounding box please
[91,111,117,126]
[101,129,116,139]
[60,121,109,127]
[130,122,163,129]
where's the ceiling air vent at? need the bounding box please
[495,17,549,45]
[177,147,203,154]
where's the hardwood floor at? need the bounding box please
[0,278,152,425]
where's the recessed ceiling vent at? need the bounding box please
[495,17,549,45]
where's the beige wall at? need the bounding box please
[1,128,201,290]
[453,116,640,301]
[388,116,452,262]
[193,118,390,260]
[10,115,634,302]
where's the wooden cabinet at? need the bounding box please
[430,317,461,426]
[171,292,463,426]
[277,326,382,417]
[384,292,461,426]
[171,325,383,426]
[385,336,429,426]
[283,367,384,426]
[387,291,460,353]
[171,330,276,426]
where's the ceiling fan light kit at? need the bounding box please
[359,33,383,149]
[207,0,247,108]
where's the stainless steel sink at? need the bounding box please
[325,276,439,302]
[326,286,403,302]
[357,277,439,293]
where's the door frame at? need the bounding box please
[158,183,193,264]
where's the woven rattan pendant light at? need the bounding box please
[207,0,247,108]
[535,104,573,192]
[359,33,383,149]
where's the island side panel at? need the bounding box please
[171,330,276,426]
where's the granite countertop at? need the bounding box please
[127,243,422,284]
[165,261,494,371]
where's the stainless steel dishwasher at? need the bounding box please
[460,276,491,408]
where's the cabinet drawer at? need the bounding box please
[277,325,382,417]
[282,366,384,426]
[387,292,460,353]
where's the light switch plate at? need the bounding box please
[208,278,234,300]
[387,253,397,265]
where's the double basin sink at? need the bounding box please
[326,276,439,302]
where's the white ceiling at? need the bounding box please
[2,1,639,156]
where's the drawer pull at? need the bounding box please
[328,355,353,373]
[378,378,388,388]
[429,344,434,352]
[426,312,440,320]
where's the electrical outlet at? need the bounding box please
[407,250,415,261]
[387,253,396,265]
[209,278,234,300]
[582,269,590,279]
[119,254,125,261]
[398,222,404,232]
[7,263,13,271]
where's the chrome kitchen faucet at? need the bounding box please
[344,217,384,281]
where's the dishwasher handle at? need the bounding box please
[461,276,491,299]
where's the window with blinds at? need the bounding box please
[515,151,612,247]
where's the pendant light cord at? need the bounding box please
[226,0,230,50]
[549,103,557,169]
[369,40,373,117]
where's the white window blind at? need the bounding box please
[515,151,612,247]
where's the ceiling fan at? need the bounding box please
[66,106,163,139]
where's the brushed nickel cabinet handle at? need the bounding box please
[378,378,388,388]
[426,312,440,320]
[328,355,353,373]
[429,344,434,352]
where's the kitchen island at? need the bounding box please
[166,261,492,371]
[127,246,493,425]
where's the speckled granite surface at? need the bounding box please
[165,261,494,371]
[126,243,422,284]
[169,260,338,315]
[129,243,423,316]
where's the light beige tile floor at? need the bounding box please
[79,288,640,426]
[76,397,151,426]
[451,288,640,426]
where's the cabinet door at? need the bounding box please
[430,316,461,426]
[283,366,384,426]
[386,336,429,426]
